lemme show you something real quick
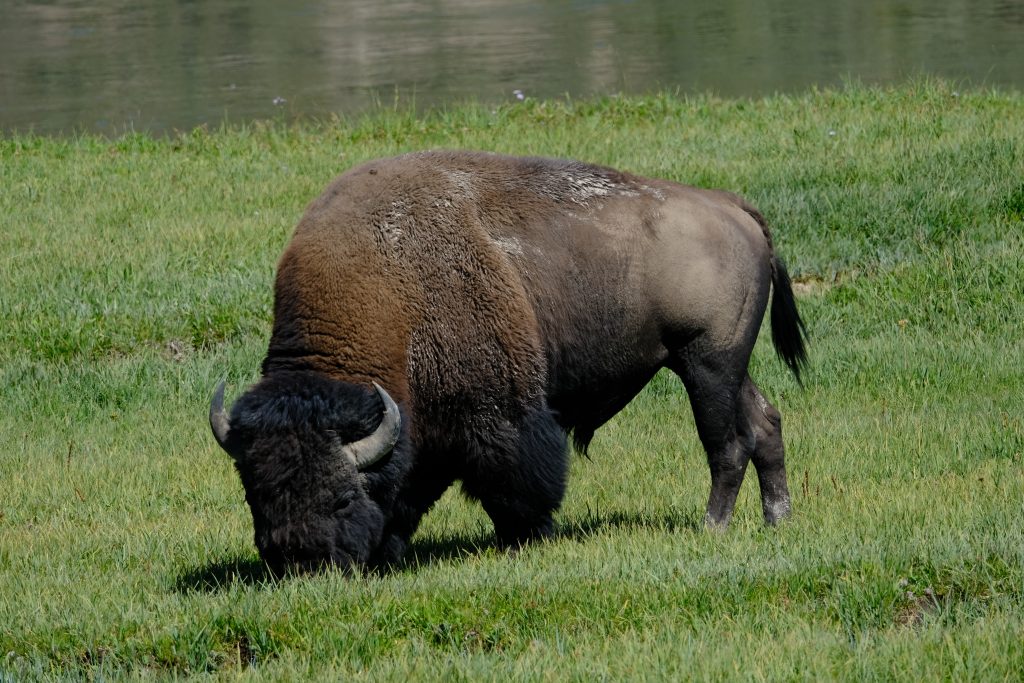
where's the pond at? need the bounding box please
[2,0,1021,135]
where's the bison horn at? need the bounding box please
[209,380,236,457]
[338,382,402,470]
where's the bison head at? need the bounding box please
[208,372,407,575]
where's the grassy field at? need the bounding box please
[2,81,1022,680]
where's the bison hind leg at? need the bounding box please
[668,346,756,529]
[462,405,569,548]
[671,345,792,527]
[741,376,791,525]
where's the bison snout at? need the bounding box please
[263,546,356,578]
[260,537,355,577]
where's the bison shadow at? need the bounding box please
[400,506,701,572]
[174,555,275,593]
[174,507,699,591]
[557,506,702,539]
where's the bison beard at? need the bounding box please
[209,150,807,575]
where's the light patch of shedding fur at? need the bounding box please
[493,236,524,257]
[444,169,476,199]
[639,184,666,201]
[524,165,640,209]
[561,169,639,206]
[754,390,771,417]
[377,200,408,252]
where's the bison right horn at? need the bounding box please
[337,382,402,470]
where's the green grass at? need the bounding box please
[2,80,1023,680]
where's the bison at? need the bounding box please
[209,150,807,574]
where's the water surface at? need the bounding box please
[2,0,1021,135]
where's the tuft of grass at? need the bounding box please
[2,81,1022,680]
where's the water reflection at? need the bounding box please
[1,0,1020,135]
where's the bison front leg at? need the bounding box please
[370,463,458,570]
[462,406,569,548]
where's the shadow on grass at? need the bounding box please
[401,530,496,571]
[556,506,703,540]
[173,555,274,593]
[174,507,699,589]
[399,506,700,572]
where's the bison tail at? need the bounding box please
[735,199,808,383]
[769,256,808,384]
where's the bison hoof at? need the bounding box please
[762,498,792,526]
[703,512,732,531]
[494,517,555,550]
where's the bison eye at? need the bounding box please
[333,491,356,514]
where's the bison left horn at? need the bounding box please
[209,380,238,458]
[337,382,402,470]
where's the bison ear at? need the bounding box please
[333,382,402,470]
[209,380,240,459]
